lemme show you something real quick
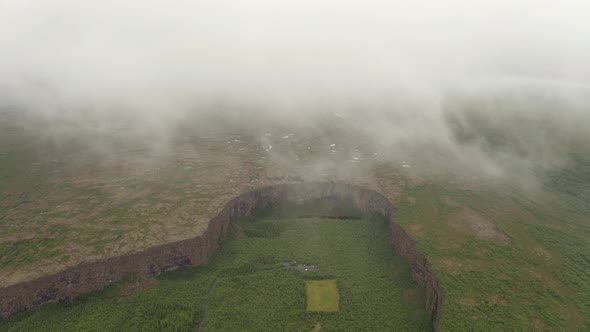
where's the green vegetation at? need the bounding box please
[433,97,590,330]
[257,198,364,220]
[3,99,589,331]
[0,213,430,331]
[305,279,340,312]
[393,180,589,331]
[0,238,64,268]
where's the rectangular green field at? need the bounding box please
[305,279,340,312]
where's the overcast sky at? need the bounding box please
[1,0,589,115]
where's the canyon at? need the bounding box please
[0,182,443,331]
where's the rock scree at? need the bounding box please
[0,182,444,331]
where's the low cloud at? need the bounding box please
[1,0,589,187]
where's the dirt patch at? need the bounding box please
[438,258,467,274]
[532,246,553,262]
[449,207,511,245]
[529,318,546,331]
[489,294,508,305]
[406,224,426,239]
[459,297,477,307]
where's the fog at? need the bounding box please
[1,0,589,186]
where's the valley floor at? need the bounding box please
[0,216,430,331]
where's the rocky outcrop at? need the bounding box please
[0,182,443,331]
[390,222,443,329]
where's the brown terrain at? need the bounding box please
[0,115,409,288]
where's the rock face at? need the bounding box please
[0,182,443,331]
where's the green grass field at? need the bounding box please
[0,214,430,331]
[305,280,340,312]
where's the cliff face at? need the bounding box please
[0,182,443,331]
